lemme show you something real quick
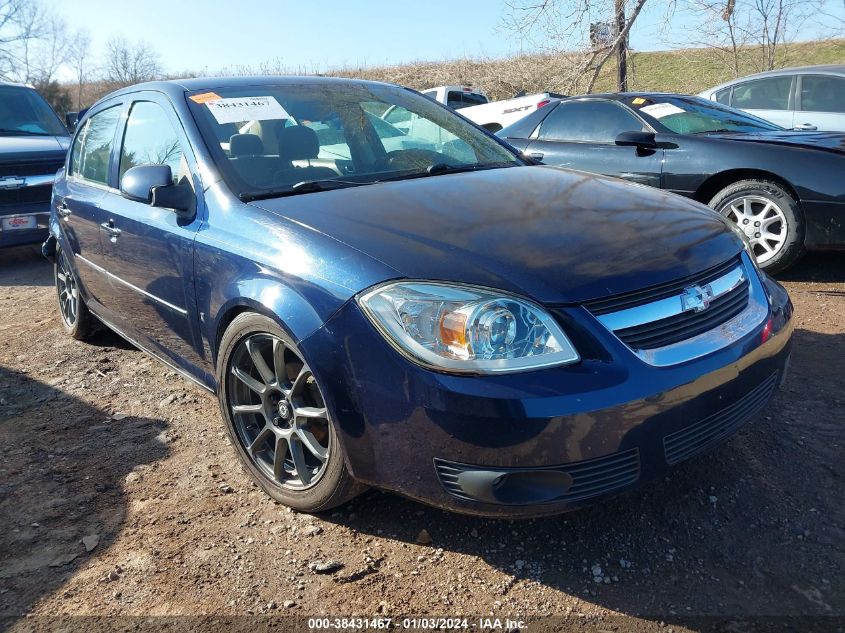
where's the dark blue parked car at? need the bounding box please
[45,77,793,517]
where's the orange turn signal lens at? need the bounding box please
[439,311,468,349]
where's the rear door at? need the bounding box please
[729,75,795,128]
[57,102,123,305]
[524,100,663,188]
[794,74,845,131]
[96,94,206,374]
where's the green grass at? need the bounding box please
[337,38,845,100]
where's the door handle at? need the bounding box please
[794,123,817,131]
[56,201,72,218]
[100,220,121,239]
[528,152,544,161]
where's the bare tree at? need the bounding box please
[67,29,91,109]
[682,0,839,77]
[502,0,664,93]
[104,37,162,86]
[0,0,43,80]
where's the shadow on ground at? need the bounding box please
[0,245,53,288]
[0,366,169,620]
[777,251,845,284]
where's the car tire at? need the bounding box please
[217,312,365,513]
[55,246,96,340]
[708,179,805,274]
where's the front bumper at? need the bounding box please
[303,273,793,517]
[0,205,50,248]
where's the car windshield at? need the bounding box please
[186,82,522,199]
[624,95,783,134]
[0,85,68,136]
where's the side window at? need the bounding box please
[715,87,732,105]
[731,76,792,111]
[119,101,187,185]
[538,101,646,143]
[70,106,122,186]
[800,75,845,113]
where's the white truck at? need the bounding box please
[420,85,563,132]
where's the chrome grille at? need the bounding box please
[586,253,766,366]
[614,278,749,349]
[584,256,741,316]
[663,371,778,465]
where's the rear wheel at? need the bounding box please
[217,312,364,512]
[709,179,804,274]
[55,246,95,340]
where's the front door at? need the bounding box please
[524,100,663,188]
[97,96,207,376]
[794,74,845,132]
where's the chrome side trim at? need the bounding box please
[597,264,747,332]
[75,254,188,316]
[597,253,768,367]
[90,311,214,393]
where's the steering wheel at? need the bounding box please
[385,148,447,171]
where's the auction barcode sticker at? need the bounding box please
[206,96,290,124]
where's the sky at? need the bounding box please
[46,0,842,80]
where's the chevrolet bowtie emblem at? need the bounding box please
[680,284,714,313]
[0,176,26,189]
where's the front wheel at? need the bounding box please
[216,312,365,512]
[709,179,805,274]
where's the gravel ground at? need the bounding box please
[0,244,843,632]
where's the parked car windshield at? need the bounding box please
[0,85,68,136]
[186,82,521,199]
[624,95,783,134]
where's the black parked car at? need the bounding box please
[0,82,70,248]
[499,93,845,273]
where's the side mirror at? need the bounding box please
[120,165,193,213]
[120,165,173,203]
[615,130,658,149]
[65,112,78,130]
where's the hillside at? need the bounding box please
[333,38,845,100]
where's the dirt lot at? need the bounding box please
[0,244,843,632]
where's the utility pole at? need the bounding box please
[615,0,628,92]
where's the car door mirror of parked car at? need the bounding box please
[615,130,658,149]
[65,112,78,131]
[120,165,194,214]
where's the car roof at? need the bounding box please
[0,81,35,89]
[564,92,693,101]
[103,75,400,101]
[704,64,845,93]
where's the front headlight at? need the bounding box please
[357,281,580,374]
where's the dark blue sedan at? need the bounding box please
[45,77,793,517]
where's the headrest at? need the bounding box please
[276,125,319,162]
[229,134,264,157]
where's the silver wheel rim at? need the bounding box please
[56,253,78,327]
[226,333,331,490]
[721,195,788,265]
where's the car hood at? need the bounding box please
[704,130,845,154]
[251,166,741,304]
[0,135,70,164]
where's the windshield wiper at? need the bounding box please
[239,179,373,202]
[377,161,518,183]
[0,128,54,136]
